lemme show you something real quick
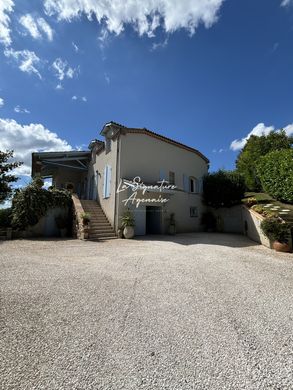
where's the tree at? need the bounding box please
[257,149,293,204]
[236,130,293,191]
[203,170,246,208]
[0,150,23,204]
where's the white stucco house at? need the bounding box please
[32,122,209,237]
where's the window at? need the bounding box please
[105,137,111,153]
[189,177,198,193]
[169,171,175,185]
[103,165,112,198]
[190,207,198,217]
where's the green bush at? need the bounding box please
[257,149,293,204]
[203,170,246,208]
[242,197,257,208]
[12,179,72,230]
[0,208,12,228]
[236,130,293,191]
[260,217,291,244]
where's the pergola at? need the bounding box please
[31,151,91,179]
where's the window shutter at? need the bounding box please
[106,165,112,197]
[199,177,203,193]
[195,178,199,193]
[183,174,189,192]
[103,166,107,198]
[159,169,166,181]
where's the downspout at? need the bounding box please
[114,135,121,232]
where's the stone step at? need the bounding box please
[90,234,116,239]
[89,236,117,241]
[90,230,114,236]
[89,218,109,223]
[90,223,112,228]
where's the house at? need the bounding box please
[32,122,209,237]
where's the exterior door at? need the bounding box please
[146,206,161,234]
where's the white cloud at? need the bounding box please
[0,0,14,46]
[0,97,4,107]
[151,37,169,51]
[4,48,42,78]
[52,58,78,80]
[281,0,293,6]
[0,118,72,176]
[230,123,293,151]
[37,17,54,41]
[43,179,52,189]
[104,73,110,84]
[19,14,41,39]
[19,14,54,41]
[14,105,30,114]
[72,41,79,52]
[72,95,87,102]
[283,123,293,135]
[55,83,63,90]
[44,0,225,38]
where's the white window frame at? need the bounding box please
[190,207,198,217]
[189,177,199,194]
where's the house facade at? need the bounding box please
[32,122,209,236]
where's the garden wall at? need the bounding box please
[241,206,271,248]
[210,205,243,234]
[18,207,69,238]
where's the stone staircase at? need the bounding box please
[80,200,116,240]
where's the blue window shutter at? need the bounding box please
[103,166,107,198]
[159,169,166,181]
[195,178,199,193]
[183,174,189,192]
[199,177,203,193]
[106,165,112,198]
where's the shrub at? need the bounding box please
[257,149,293,204]
[121,210,135,228]
[243,197,257,208]
[236,130,293,191]
[0,208,12,228]
[260,217,291,244]
[203,170,246,208]
[251,204,278,218]
[80,212,91,225]
[12,179,72,230]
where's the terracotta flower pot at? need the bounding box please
[273,241,291,253]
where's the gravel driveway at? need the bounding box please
[0,233,292,390]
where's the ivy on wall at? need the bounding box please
[12,178,72,230]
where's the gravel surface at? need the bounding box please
[0,233,293,390]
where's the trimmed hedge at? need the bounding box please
[257,149,293,204]
[12,179,72,230]
[203,170,246,208]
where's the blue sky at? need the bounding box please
[1,0,293,183]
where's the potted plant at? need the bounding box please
[260,217,291,253]
[121,210,135,239]
[55,215,68,238]
[81,212,91,226]
[168,213,176,235]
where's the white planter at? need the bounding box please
[123,226,134,239]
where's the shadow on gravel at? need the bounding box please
[134,232,258,248]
